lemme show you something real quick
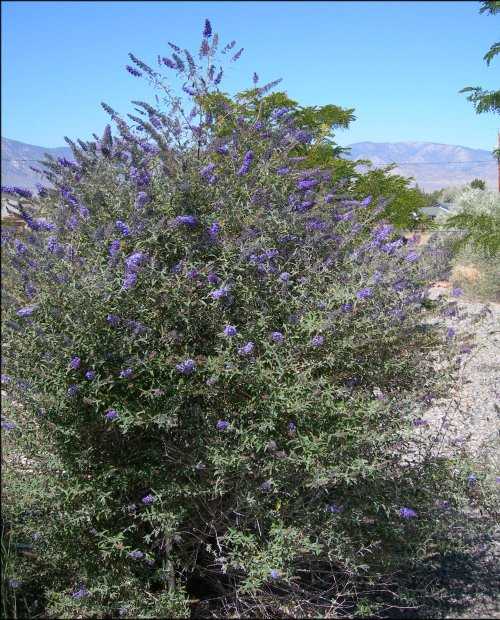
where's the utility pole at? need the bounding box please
[498,130,500,192]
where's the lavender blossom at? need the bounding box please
[223,325,237,336]
[109,239,121,257]
[271,331,284,343]
[297,178,318,191]
[399,507,417,519]
[123,271,138,290]
[67,384,79,397]
[238,341,255,356]
[115,221,130,236]
[70,356,81,370]
[125,251,148,272]
[142,494,155,505]
[210,286,229,300]
[208,221,221,239]
[16,305,37,317]
[107,314,120,327]
[356,287,373,300]
[176,359,196,375]
[105,409,119,421]
[237,150,254,176]
[175,215,198,227]
[310,335,324,348]
[135,191,149,209]
[85,370,96,381]
[72,586,90,599]
[278,272,291,283]
[203,18,212,37]
[128,550,144,560]
[126,65,142,77]
[216,420,230,431]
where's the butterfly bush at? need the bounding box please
[1,19,479,618]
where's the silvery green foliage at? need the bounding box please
[1,20,471,618]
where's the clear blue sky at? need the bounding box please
[1,0,498,150]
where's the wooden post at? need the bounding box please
[498,130,500,192]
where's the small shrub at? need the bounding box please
[1,20,491,618]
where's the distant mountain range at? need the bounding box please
[344,141,496,191]
[2,137,72,191]
[1,136,497,193]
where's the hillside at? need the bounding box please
[344,141,496,191]
[1,137,73,191]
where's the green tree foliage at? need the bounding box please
[470,178,487,190]
[348,165,428,229]
[460,1,500,116]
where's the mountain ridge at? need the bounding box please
[1,137,496,192]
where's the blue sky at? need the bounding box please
[1,0,498,149]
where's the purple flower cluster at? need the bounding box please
[175,215,198,227]
[142,494,155,505]
[271,331,284,343]
[238,341,254,356]
[297,178,318,191]
[70,356,81,370]
[210,286,229,300]
[237,150,254,176]
[216,419,230,431]
[356,287,373,300]
[128,550,144,560]
[223,325,237,336]
[119,367,133,379]
[115,220,130,236]
[105,409,119,421]
[16,305,37,317]
[310,335,324,348]
[176,359,196,375]
[399,507,417,519]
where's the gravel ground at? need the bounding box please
[423,285,500,467]
[418,285,500,619]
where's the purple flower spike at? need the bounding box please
[216,420,230,431]
[67,384,79,397]
[238,341,254,356]
[85,370,96,381]
[356,287,373,300]
[210,286,229,300]
[175,215,198,227]
[142,494,155,505]
[446,328,456,340]
[123,271,138,290]
[105,409,119,421]
[269,569,280,580]
[128,550,144,560]
[223,325,237,336]
[72,586,90,599]
[107,314,120,327]
[115,220,130,236]
[119,368,133,379]
[399,507,417,519]
[271,331,284,343]
[237,150,254,176]
[288,421,297,434]
[326,503,343,514]
[70,356,81,370]
[176,359,196,375]
[297,178,318,191]
[451,287,463,297]
[16,305,37,317]
[311,335,324,348]
[203,18,212,37]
